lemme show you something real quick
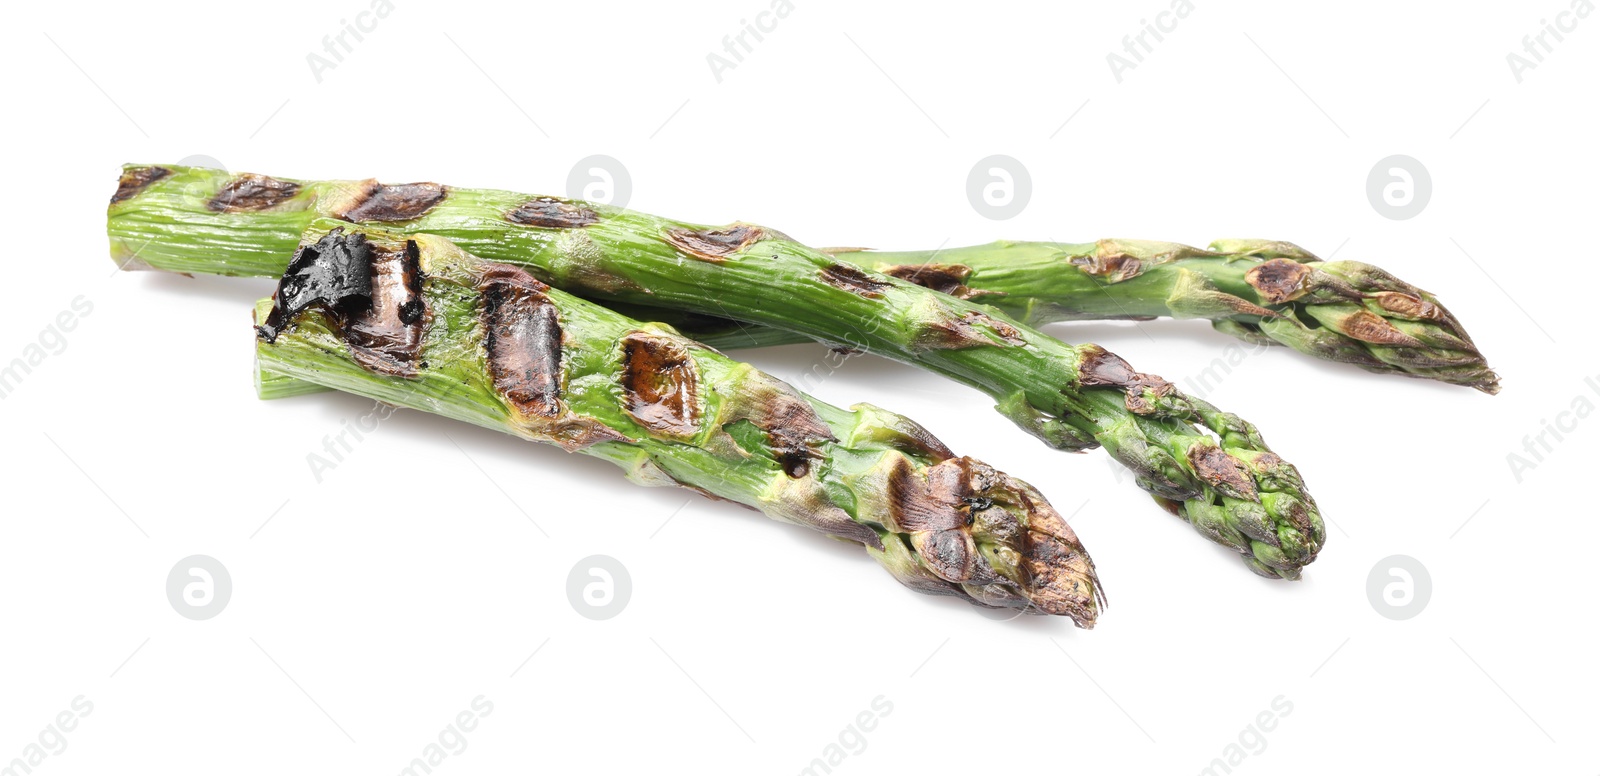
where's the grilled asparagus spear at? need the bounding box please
[250,220,1104,623]
[620,241,1497,393]
[109,164,1324,578]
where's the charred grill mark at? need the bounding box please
[340,182,448,222]
[818,264,892,298]
[620,332,702,437]
[763,390,833,478]
[256,228,374,343]
[663,224,764,262]
[900,459,980,582]
[891,457,1017,584]
[111,166,169,203]
[1246,259,1315,304]
[1121,374,1176,414]
[880,263,995,301]
[731,373,836,479]
[507,196,600,228]
[1020,529,1100,620]
[475,265,632,451]
[344,239,427,376]
[978,314,1023,343]
[255,230,427,378]
[1368,291,1441,321]
[1077,345,1140,386]
[992,468,1101,614]
[883,263,968,292]
[1334,309,1424,347]
[1077,345,1176,414]
[480,265,564,419]
[920,310,1027,350]
[883,453,1102,620]
[913,529,977,582]
[925,456,972,508]
[886,457,963,533]
[1005,475,1102,621]
[208,174,302,212]
[1186,445,1259,501]
[1072,248,1145,283]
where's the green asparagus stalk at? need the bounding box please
[250,221,1104,622]
[108,164,1324,579]
[629,241,1497,393]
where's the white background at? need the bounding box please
[2,1,1596,773]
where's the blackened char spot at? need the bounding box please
[1186,445,1259,501]
[1071,251,1144,283]
[818,264,891,298]
[1368,291,1440,321]
[1076,345,1140,387]
[399,298,425,325]
[891,457,1013,585]
[913,529,976,582]
[758,386,834,478]
[881,263,983,299]
[920,310,1026,349]
[110,166,169,204]
[1077,345,1175,414]
[1245,259,1314,304]
[1021,530,1100,622]
[343,238,427,376]
[619,332,702,437]
[341,182,447,222]
[480,265,564,418]
[1334,310,1424,347]
[963,496,994,514]
[255,230,428,378]
[209,174,301,212]
[663,224,763,262]
[256,228,373,342]
[507,197,599,228]
[886,456,962,533]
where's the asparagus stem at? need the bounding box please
[250,222,1104,622]
[108,164,1325,579]
[255,356,334,400]
[577,242,1497,394]
[843,241,1497,393]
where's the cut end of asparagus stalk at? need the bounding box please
[251,221,1106,624]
